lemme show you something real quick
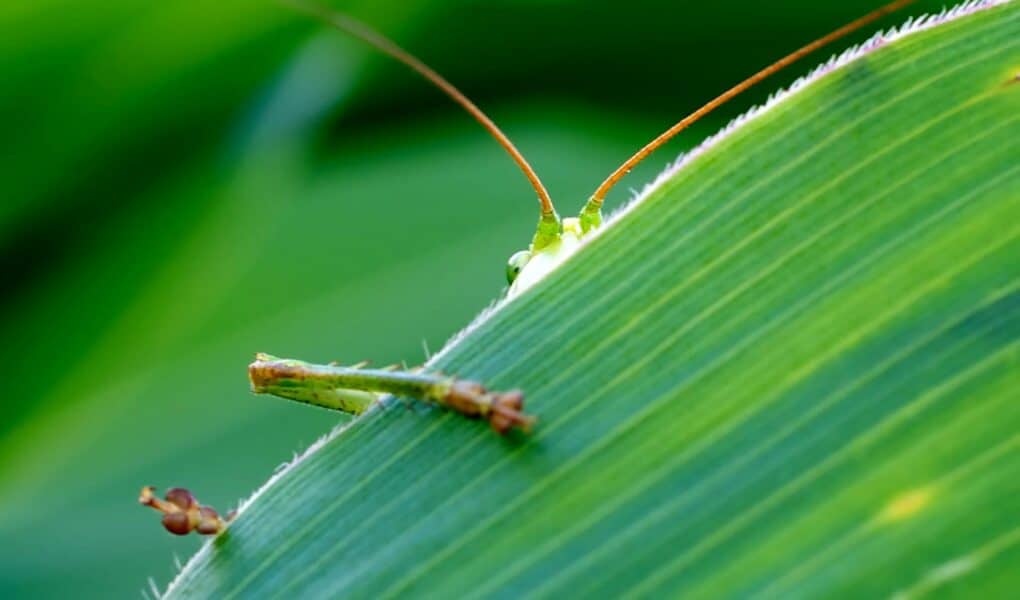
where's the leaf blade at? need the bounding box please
[168,3,1020,597]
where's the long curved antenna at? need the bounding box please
[582,0,917,221]
[286,0,557,219]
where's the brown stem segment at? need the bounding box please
[139,486,231,536]
[586,0,918,210]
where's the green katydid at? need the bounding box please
[244,0,919,434]
[142,0,923,536]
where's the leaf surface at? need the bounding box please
[169,4,1019,597]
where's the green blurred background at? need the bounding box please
[0,0,949,596]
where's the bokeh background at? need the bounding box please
[0,0,949,596]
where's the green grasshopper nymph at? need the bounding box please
[241,0,919,431]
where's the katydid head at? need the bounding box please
[504,0,918,296]
[295,0,917,296]
[506,216,586,295]
[505,206,569,286]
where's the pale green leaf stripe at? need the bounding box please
[169,3,1019,598]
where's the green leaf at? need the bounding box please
[168,3,1018,597]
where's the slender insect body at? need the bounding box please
[248,353,534,434]
[250,360,380,415]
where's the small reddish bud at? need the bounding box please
[196,506,226,535]
[140,486,232,537]
[165,488,196,510]
[161,512,192,536]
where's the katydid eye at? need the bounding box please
[506,250,532,284]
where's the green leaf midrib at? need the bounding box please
[169,4,1019,598]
